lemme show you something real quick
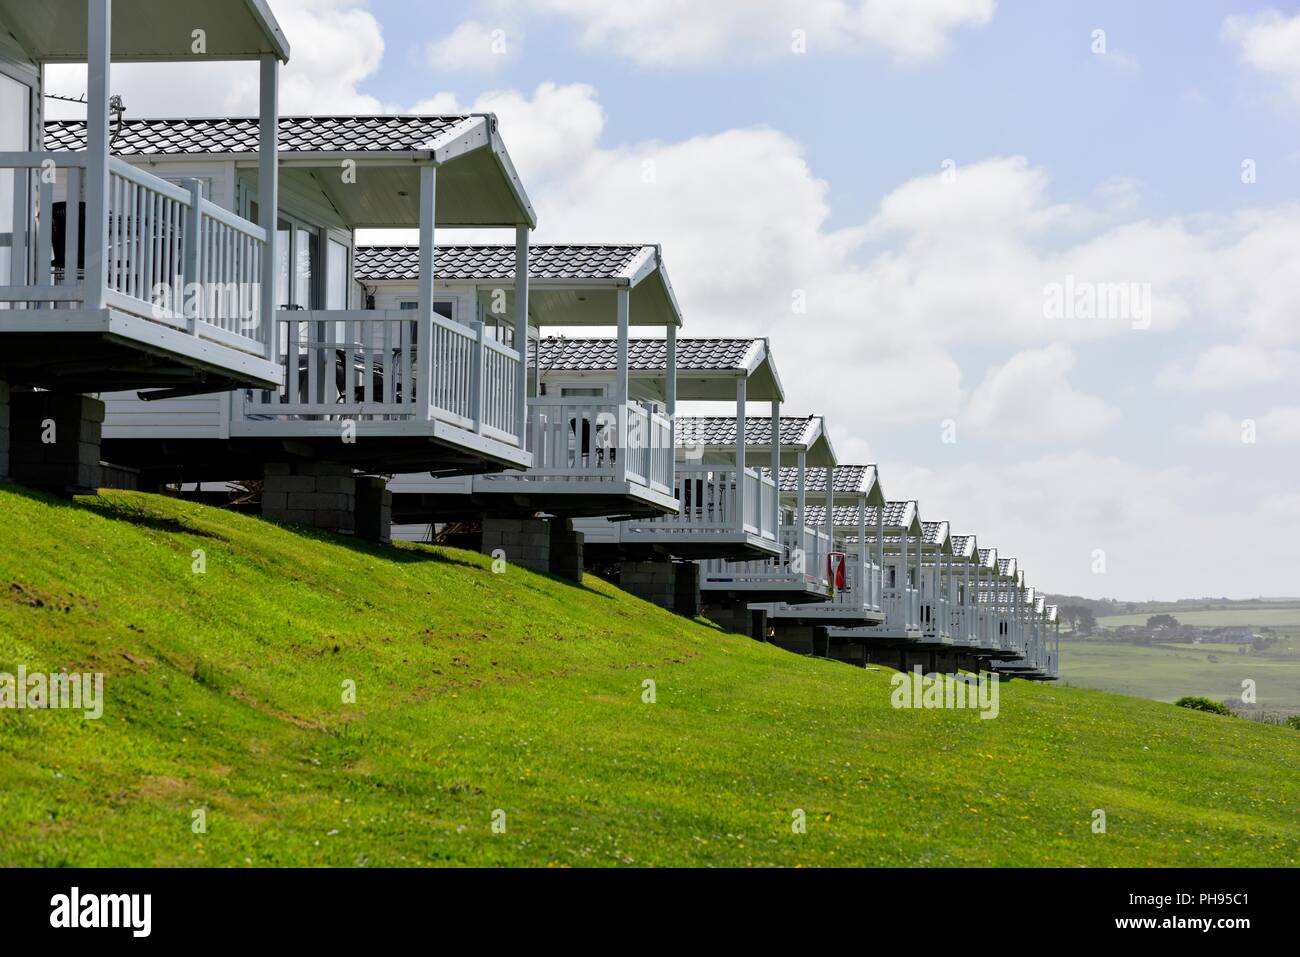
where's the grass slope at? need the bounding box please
[0,486,1296,867]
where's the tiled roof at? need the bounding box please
[777,464,877,495]
[531,337,757,372]
[45,116,475,155]
[802,505,869,527]
[863,501,916,530]
[950,534,977,558]
[355,244,650,282]
[977,548,997,566]
[997,558,1016,576]
[921,521,948,547]
[676,415,819,449]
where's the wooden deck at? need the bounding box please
[1,153,281,391]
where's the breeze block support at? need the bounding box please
[262,461,358,535]
[705,600,767,642]
[0,380,9,481]
[481,516,552,575]
[9,392,104,494]
[548,518,584,583]
[354,476,393,544]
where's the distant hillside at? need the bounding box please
[1,487,1296,866]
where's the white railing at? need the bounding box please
[244,310,418,419]
[1,153,86,309]
[700,522,831,593]
[628,464,779,539]
[0,153,270,358]
[238,310,520,442]
[824,553,881,613]
[920,596,951,640]
[490,397,671,493]
[881,585,920,631]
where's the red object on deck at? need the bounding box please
[828,552,847,591]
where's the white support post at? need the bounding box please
[615,286,630,484]
[876,509,885,612]
[734,377,746,532]
[514,225,529,447]
[769,401,780,539]
[417,164,437,416]
[857,498,867,610]
[795,450,806,564]
[823,466,833,587]
[900,528,909,629]
[83,0,111,309]
[615,286,630,403]
[182,181,203,331]
[666,322,676,490]
[258,54,279,356]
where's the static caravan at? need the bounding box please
[78,114,538,538]
[0,0,290,490]
[677,415,839,639]
[567,336,787,565]
[829,500,926,651]
[751,466,888,634]
[373,245,684,529]
[947,534,983,647]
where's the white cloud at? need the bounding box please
[426,21,516,74]
[886,452,1298,599]
[412,82,605,183]
[1194,406,1300,445]
[1157,344,1300,391]
[514,0,995,66]
[44,0,391,118]
[1224,8,1300,106]
[963,344,1118,442]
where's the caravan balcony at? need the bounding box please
[756,467,889,628]
[569,337,786,560]
[679,415,840,605]
[826,500,926,644]
[0,0,290,394]
[381,245,685,522]
[946,534,984,646]
[94,116,540,482]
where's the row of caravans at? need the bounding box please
[0,0,1057,678]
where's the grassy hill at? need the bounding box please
[1,485,1296,867]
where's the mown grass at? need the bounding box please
[0,486,1296,867]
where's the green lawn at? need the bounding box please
[1,486,1297,867]
[1060,640,1300,716]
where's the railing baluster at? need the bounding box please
[36,176,53,301]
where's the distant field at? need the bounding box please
[1096,604,1300,630]
[1060,640,1300,715]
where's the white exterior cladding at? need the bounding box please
[88,117,540,476]
[0,0,291,394]
[379,248,687,518]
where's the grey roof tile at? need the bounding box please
[676,415,817,448]
[531,337,757,372]
[355,244,650,282]
[863,501,916,530]
[45,116,473,155]
[950,534,976,558]
[921,521,948,546]
[777,464,877,495]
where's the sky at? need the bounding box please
[42,0,1300,601]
